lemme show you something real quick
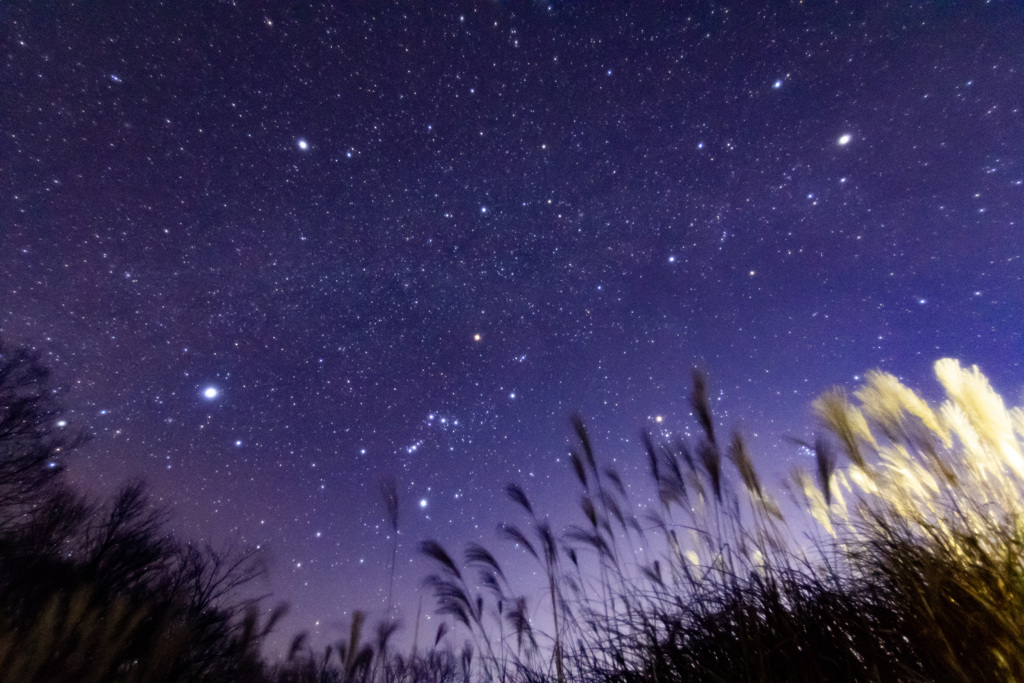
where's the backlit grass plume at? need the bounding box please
[812,359,1024,547]
[804,359,1024,681]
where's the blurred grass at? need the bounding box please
[416,358,1024,682]
[5,343,1024,681]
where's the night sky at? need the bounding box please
[4,2,1023,646]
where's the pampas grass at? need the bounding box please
[416,360,1024,682]
[6,337,1024,681]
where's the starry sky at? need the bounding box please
[4,1,1023,646]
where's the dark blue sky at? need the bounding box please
[4,1,1023,646]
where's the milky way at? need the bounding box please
[4,2,1023,644]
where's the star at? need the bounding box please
[297,139,309,150]
[838,133,852,146]
[202,386,219,399]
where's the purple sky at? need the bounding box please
[4,1,1023,648]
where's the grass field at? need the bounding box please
[3,344,1023,681]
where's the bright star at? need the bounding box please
[419,499,428,508]
[297,139,309,150]
[203,387,219,399]
[838,133,852,146]
[773,80,782,89]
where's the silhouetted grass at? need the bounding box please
[5,334,1024,681]
[416,360,1024,682]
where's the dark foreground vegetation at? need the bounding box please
[2,337,1024,682]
